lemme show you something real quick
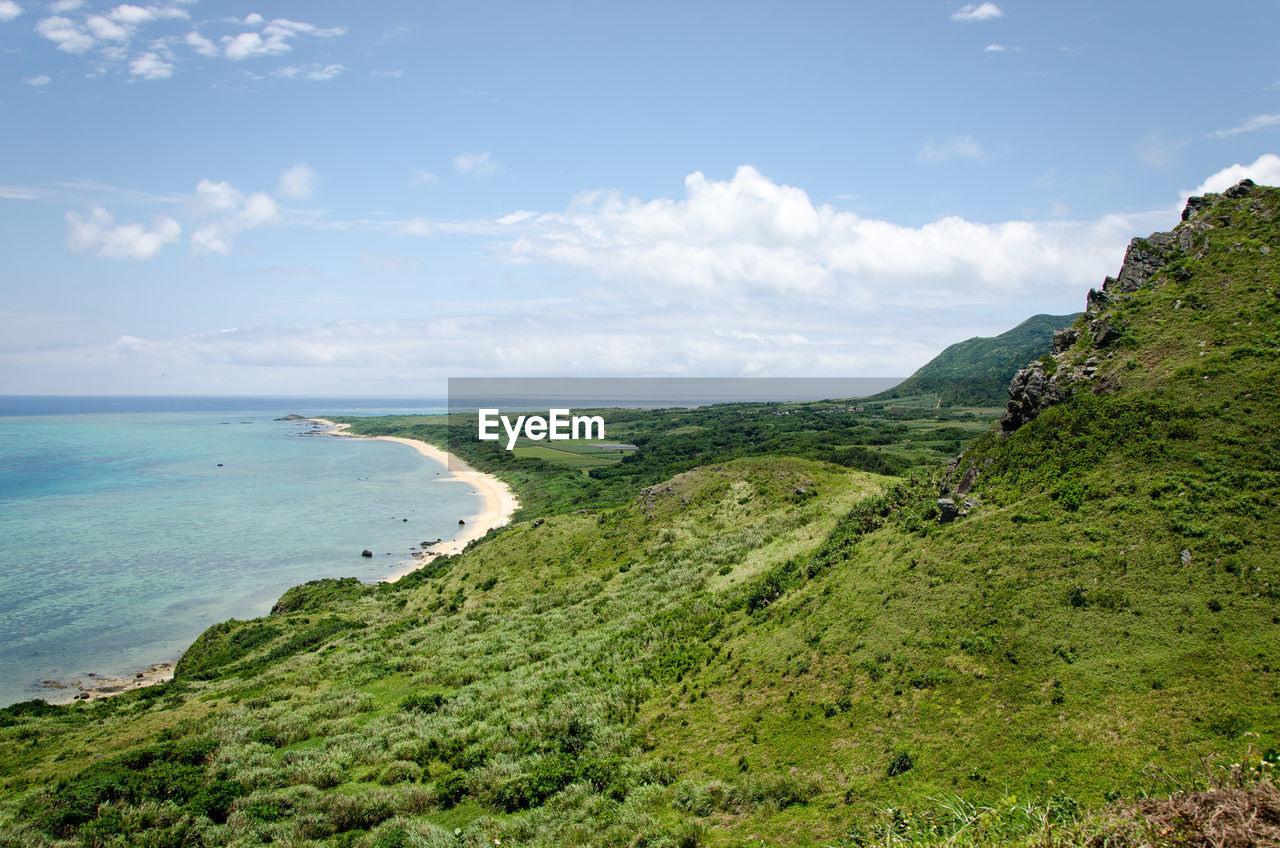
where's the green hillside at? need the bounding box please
[1,182,1278,848]
[874,313,1080,408]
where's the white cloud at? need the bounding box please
[48,0,82,11]
[453,151,500,177]
[85,13,128,40]
[916,135,986,164]
[496,166,1144,305]
[190,178,279,254]
[222,31,272,59]
[129,51,172,79]
[36,15,94,53]
[951,3,1003,22]
[185,29,216,56]
[1190,153,1280,196]
[1133,130,1187,169]
[22,74,51,85]
[371,69,402,79]
[984,43,1020,52]
[1209,114,1280,139]
[0,1,21,23]
[221,16,345,60]
[110,4,156,24]
[274,62,344,81]
[277,163,318,200]
[65,207,180,260]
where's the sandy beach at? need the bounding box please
[308,419,519,582]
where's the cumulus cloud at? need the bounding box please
[984,43,1020,52]
[219,16,345,60]
[453,151,501,177]
[1209,114,1280,139]
[110,4,157,25]
[33,4,193,74]
[277,163,318,200]
[31,6,345,79]
[36,15,94,53]
[0,1,21,23]
[85,12,128,40]
[1190,153,1280,196]
[190,178,280,254]
[65,207,180,260]
[129,51,173,79]
[497,166,1143,305]
[916,135,986,164]
[22,74,51,85]
[185,29,216,56]
[951,2,1003,22]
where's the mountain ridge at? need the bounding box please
[872,312,1081,409]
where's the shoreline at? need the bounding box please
[307,419,519,583]
[38,662,176,706]
[30,418,517,707]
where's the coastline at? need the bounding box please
[307,419,519,583]
[31,417,517,706]
[39,662,176,706]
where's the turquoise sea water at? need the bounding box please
[0,400,476,707]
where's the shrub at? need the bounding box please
[434,768,468,808]
[379,760,422,786]
[399,693,444,714]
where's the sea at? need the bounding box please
[0,397,473,708]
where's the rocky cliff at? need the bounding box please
[997,178,1263,434]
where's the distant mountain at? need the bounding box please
[874,312,1080,407]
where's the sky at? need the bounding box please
[1,0,1279,396]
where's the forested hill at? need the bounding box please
[873,312,1080,407]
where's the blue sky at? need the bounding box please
[2,0,1278,395]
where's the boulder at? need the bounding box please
[361,549,373,558]
[1089,318,1122,346]
[1085,288,1113,316]
[1223,178,1255,199]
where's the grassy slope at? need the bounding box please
[874,313,1080,408]
[1,187,1278,847]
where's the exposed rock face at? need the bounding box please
[1000,362,1073,433]
[995,179,1251,435]
[1107,230,1178,294]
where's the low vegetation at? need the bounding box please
[1,186,1277,846]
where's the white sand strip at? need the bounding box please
[307,419,519,581]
